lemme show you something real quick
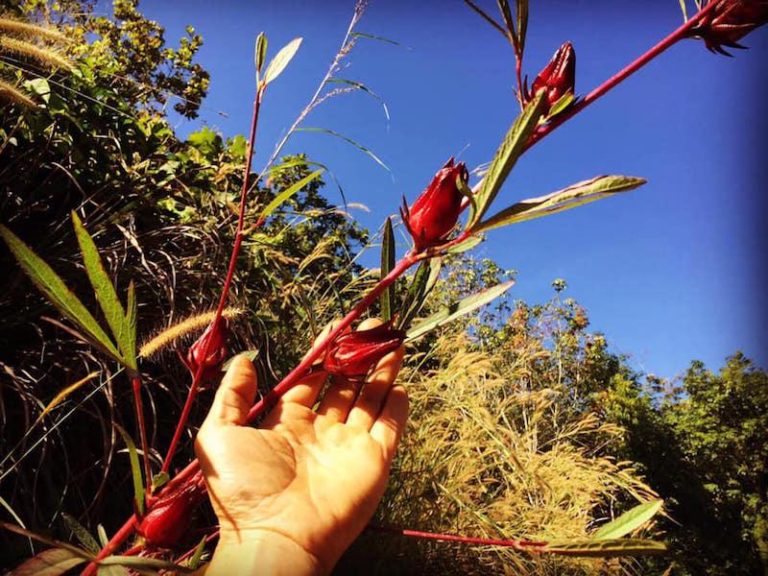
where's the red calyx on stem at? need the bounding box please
[323,323,405,378]
[137,472,207,548]
[186,320,229,380]
[401,158,469,252]
[687,0,768,54]
[523,41,576,114]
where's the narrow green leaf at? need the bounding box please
[350,31,401,46]
[678,0,689,21]
[380,217,396,322]
[11,548,86,576]
[548,91,574,118]
[0,225,120,360]
[397,259,437,331]
[544,538,667,557]
[255,32,268,77]
[96,525,108,548]
[61,513,100,555]
[221,350,260,372]
[259,169,324,222]
[497,0,518,45]
[593,500,664,540]
[151,471,170,491]
[187,537,208,569]
[456,170,477,227]
[516,0,529,53]
[406,279,515,341]
[469,92,546,228]
[263,37,302,85]
[445,234,484,255]
[97,565,129,576]
[72,213,136,371]
[114,424,144,516]
[99,555,194,573]
[326,78,390,121]
[0,521,93,559]
[124,281,137,371]
[475,175,646,233]
[297,127,390,172]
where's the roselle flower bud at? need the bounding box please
[688,0,768,55]
[401,158,468,251]
[186,320,229,379]
[323,323,405,378]
[138,476,207,547]
[523,42,576,113]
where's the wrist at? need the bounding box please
[207,528,328,576]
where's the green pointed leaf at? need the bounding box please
[151,471,170,491]
[72,213,136,371]
[593,499,664,540]
[125,281,137,371]
[544,538,667,557]
[61,513,100,555]
[221,350,260,372]
[445,234,484,255]
[406,279,515,341]
[297,127,390,172]
[516,0,529,53]
[548,91,574,118]
[259,169,324,222]
[469,92,546,228]
[456,171,477,227]
[255,32,268,77]
[96,525,109,548]
[99,555,194,573]
[497,0,518,45]
[187,537,208,569]
[380,217,396,322]
[114,424,144,516]
[326,78,390,121]
[97,565,129,576]
[11,548,86,576]
[0,521,93,559]
[397,258,441,331]
[350,31,401,46]
[0,225,120,360]
[263,37,302,85]
[475,175,646,233]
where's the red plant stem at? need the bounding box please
[368,524,548,552]
[161,88,264,475]
[131,375,152,495]
[526,1,719,148]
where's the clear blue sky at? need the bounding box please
[137,0,766,379]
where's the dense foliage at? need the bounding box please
[1,2,765,575]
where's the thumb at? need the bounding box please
[203,354,258,427]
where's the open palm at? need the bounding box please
[195,320,408,573]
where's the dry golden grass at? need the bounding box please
[341,331,658,575]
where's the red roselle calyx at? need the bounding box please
[138,474,207,547]
[323,323,405,378]
[186,320,229,379]
[401,158,469,252]
[687,0,768,54]
[523,41,576,113]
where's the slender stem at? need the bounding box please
[368,524,548,552]
[161,89,264,475]
[131,375,152,495]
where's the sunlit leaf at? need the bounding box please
[397,258,441,331]
[61,513,100,555]
[11,548,86,576]
[593,500,664,540]
[297,127,390,172]
[516,0,529,53]
[114,424,144,516]
[406,280,515,341]
[255,32,268,77]
[263,37,302,85]
[0,225,120,360]
[475,175,646,233]
[96,525,108,548]
[259,169,324,222]
[187,537,208,569]
[35,372,99,424]
[97,565,129,576]
[469,92,545,228]
[497,0,517,45]
[544,538,667,557]
[444,234,483,255]
[125,281,137,371]
[380,217,396,322]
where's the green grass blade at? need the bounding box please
[469,91,546,228]
[406,279,515,341]
[61,512,100,555]
[114,424,144,516]
[297,127,390,173]
[124,281,137,371]
[71,213,136,370]
[593,499,664,540]
[475,175,646,233]
[380,217,396,322]
[263,37,302,85]
[259,168,324,221]
[326,78,390,121]
[0,224,120,360]
[544,538,667,557]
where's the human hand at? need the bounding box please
[195,319,408,575]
